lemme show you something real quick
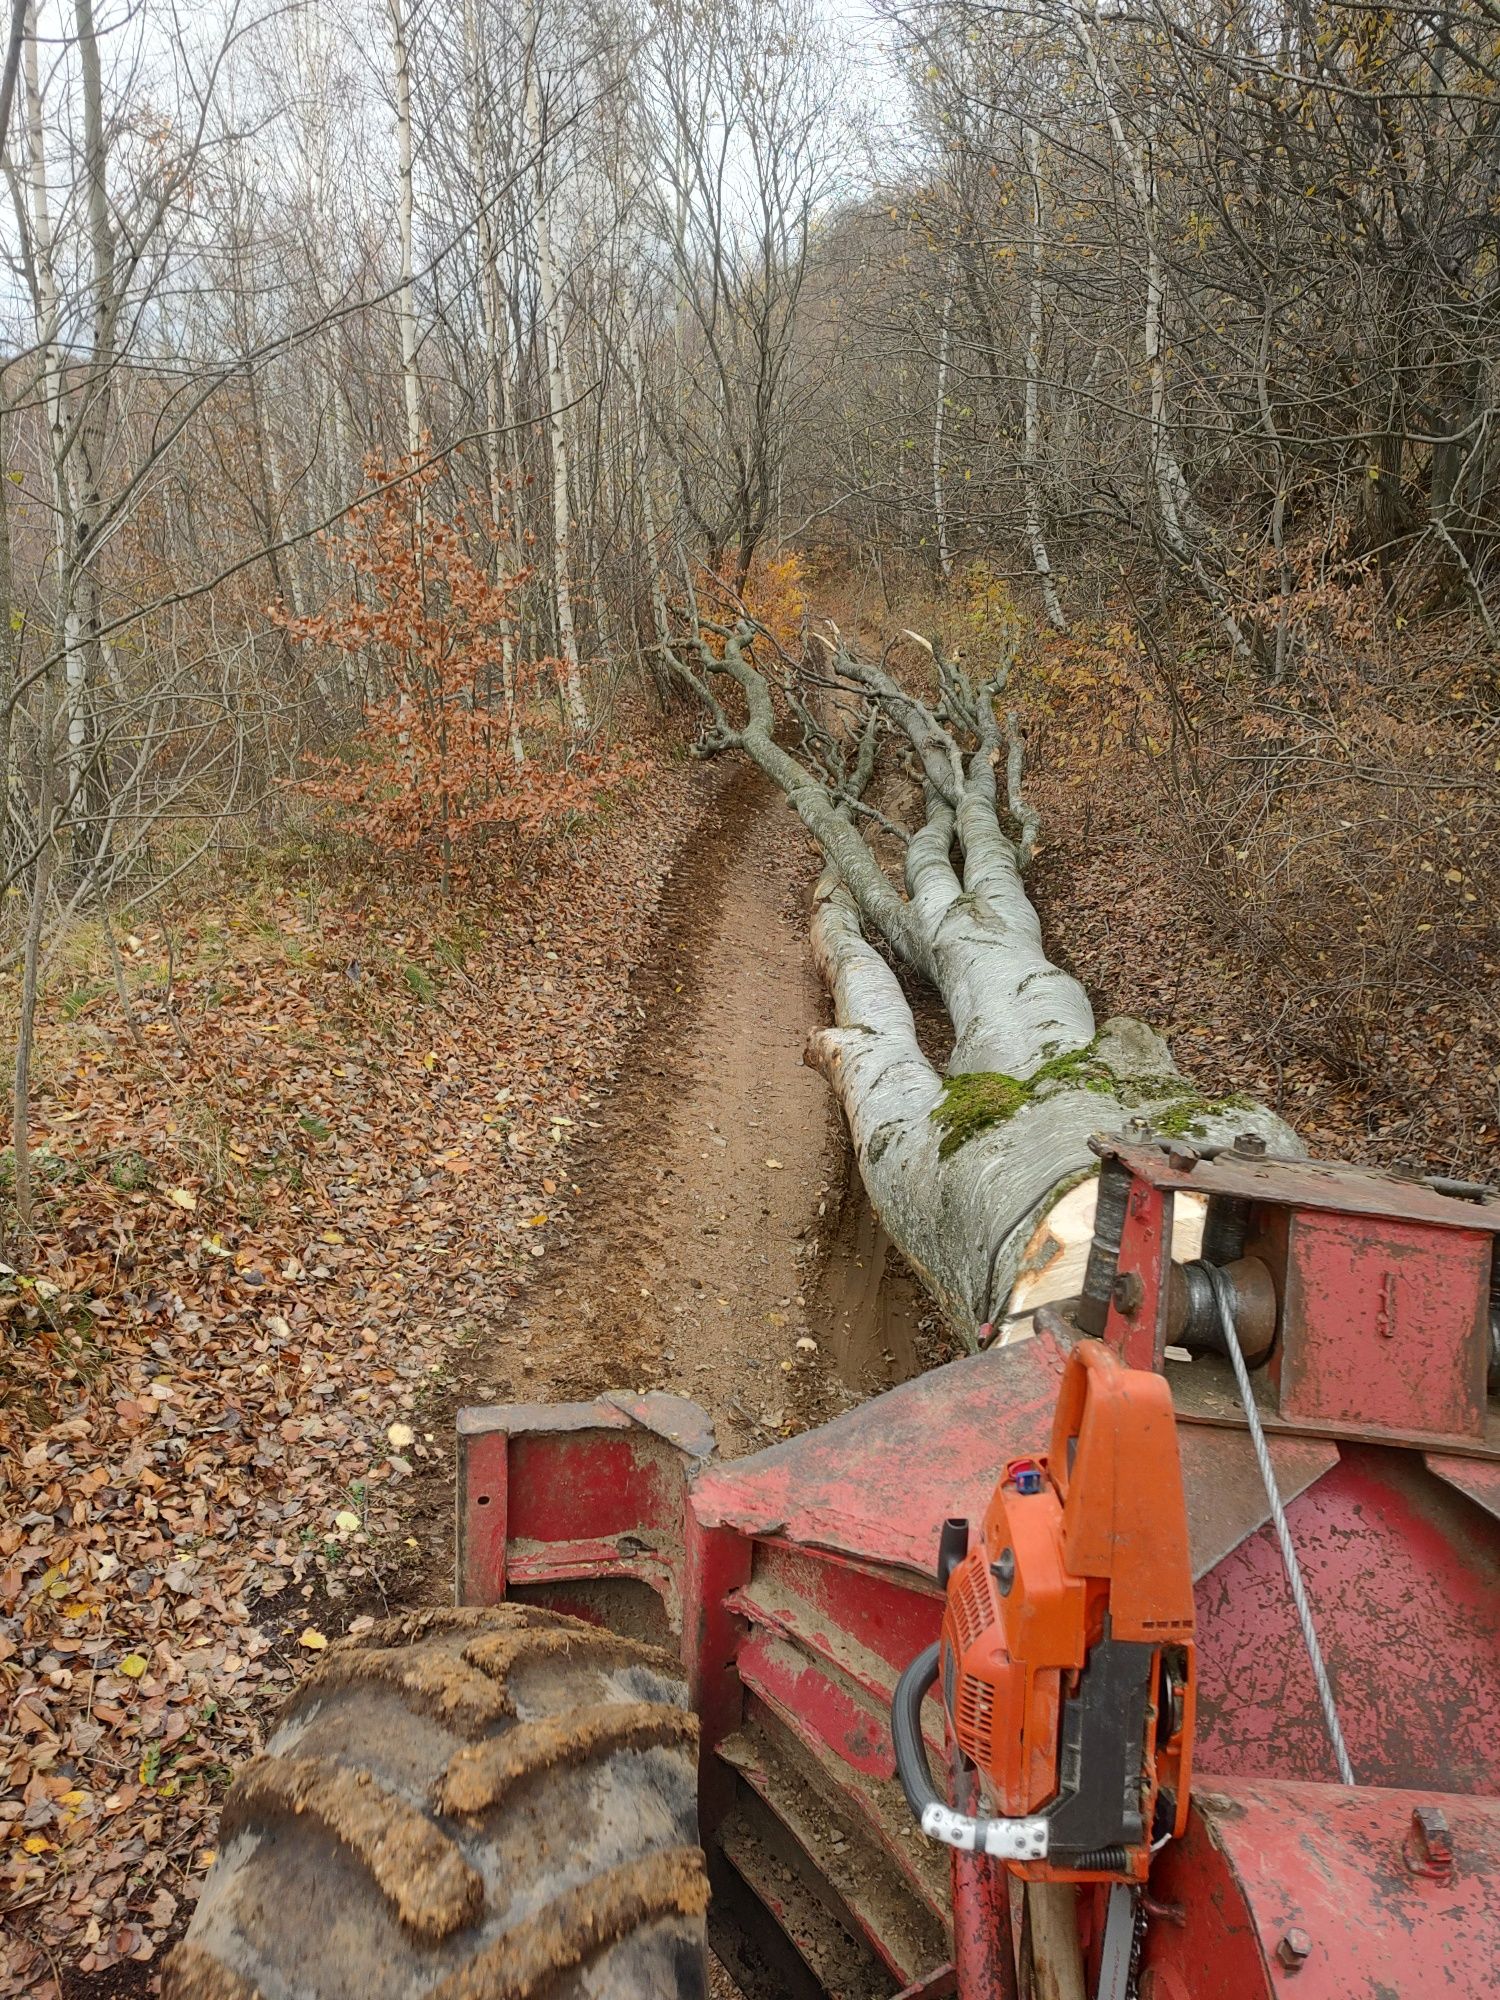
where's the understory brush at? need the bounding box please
[1018,571,1500,1171]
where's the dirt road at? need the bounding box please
[405,766,942,1594]
[520,764,844,1440]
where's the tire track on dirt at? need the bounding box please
[495,765,844,1442]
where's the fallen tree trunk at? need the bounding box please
[673,618,1297,1341]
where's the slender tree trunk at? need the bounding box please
[1064,3,1249,656]
[22,7,83,830]
[72,0,118,846]
[1140,164,1195,563]
[1023,127,1067,632]
[1255,294,1292,677]
[10,647,58,1242]
[633,343,671,651]
[0,415,14,860]
[465,0,523,762]
[388,0,421,461]
[932,264,953,582]
[524,12,588,737]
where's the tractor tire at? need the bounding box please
[164,1605,709,2000]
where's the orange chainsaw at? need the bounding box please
[892,1340,1197,1881]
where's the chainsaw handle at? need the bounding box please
[1047,1338,1123,1506]
[892,1643,1050,1862]
[891,1643,945,1824]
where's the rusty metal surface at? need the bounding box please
[1426,1450,1500,1522]
[1099,1141,1500,1233]
[892,1970,957,1999]
[1166,1349,1500,1459]
[691,1335,1333,1587]
[949,1757,1017,2000]
[692,1338,1072,1579]
[1174,1425,1337,1578]
[1194,1445,1500,1793]
[1143,1778,1500,1999]
[739,1629,895,1780]
[716,1805,895,1997]
[718,1723,948,1983]
[457,1391,712,1616]
[728,1561,947,1766]
[457,1387,717,1457]
[1277,1208,1489,1439]
[1102,1172,1174,1369]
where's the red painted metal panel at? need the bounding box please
[692,1341,1071,1581]
[1426,1450,1500,1523]
[1140,1800,1274,2000]
[738,1539,944,1684]
[1277,1211,1488,1439]
[1103,1142,1500,1233]
[456,1391,713,1617]
[950,1758,1017,2000]
[1102,1176,1173,1370]
[457,1427,508,1606]
[503,1430,679,1542]
[1144,1779,1500,1999]
[738,1629,895,1780]
[1194,1446,1500,1792]
[1174,1425,1337,1577]
[684,1505,751,1833]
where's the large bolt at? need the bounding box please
[1111,1270,1145,1316]
[1276,1928,1312,1970]
[1233,1131,1268,1157]
[1406,1804,1454,1876]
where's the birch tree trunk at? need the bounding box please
[21,6,84,827]
[388,0,422,462]
[633,343,672,651]
[1062,3,1250,658]
[1022,127,1067,633]
[932,265,954,581]
[464,0,524,763]
[675,620,1297,1340]
[524,12,588,737]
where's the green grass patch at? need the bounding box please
[108,1149,151,1191]
[402,962,438,1005]
[60,981,112,1021]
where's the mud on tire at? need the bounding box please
[165,1606,709,2000]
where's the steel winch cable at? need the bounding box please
[1206,1263,1356,1787]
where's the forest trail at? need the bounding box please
[536,764,841,1433]
[405,765,936,1596]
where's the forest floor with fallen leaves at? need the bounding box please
[0,743,715,1995]
[7,592,1498,1998]
[1022,635,1500,1180]
[1029,784,1498,1175]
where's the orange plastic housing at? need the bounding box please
[940,1340,1197,1880]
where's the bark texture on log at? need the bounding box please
[674,619,1297,1343]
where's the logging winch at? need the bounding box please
[171,1136,1500,2000]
